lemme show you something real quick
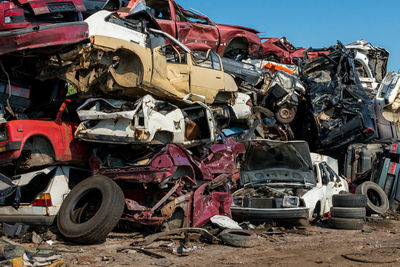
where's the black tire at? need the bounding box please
[328,217,364,230]
[330,207,366,219]
[355,181,389,215]
[218,229,258,248]
[332,194,367,208]
[57,175,125,244]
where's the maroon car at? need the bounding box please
[125,0,261,58]
[0,0,88,55]
[260,37,330,64]
[56,138,245,244]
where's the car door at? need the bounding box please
[320,162,336,213]
[173,4,219,51]
[189,50,226,104]
[151,44,191,100]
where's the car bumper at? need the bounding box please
[0,141,22,164]
[0,21,88,56]
[231,206,309,220]
[0,215,55,225]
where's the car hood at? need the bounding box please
[239,140,315,186]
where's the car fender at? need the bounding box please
[301,186,325,218]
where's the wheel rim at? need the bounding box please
[71,189,103,224]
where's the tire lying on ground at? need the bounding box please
[328,217,364,230]
[355,181,389,215]
[330,207,366,219]
[218,229,258,248]
[332,194,367,208]
[57,175,125,244]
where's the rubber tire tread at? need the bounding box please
[332,194,367,208]
[218,229,258,248]
[328,217,364,230]
[355,181,389,215]
[57,175,125,244]
[330,207,366,219]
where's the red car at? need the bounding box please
[0,0,88,55]
[125,0,261,58]
[260,37,330,64]
[0,100,90,169]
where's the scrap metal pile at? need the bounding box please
[0,0,398,248]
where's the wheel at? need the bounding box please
[57,175,125,244]
[355,181,389,215]
[332,194,367,208]
[328,217,364,230]
[275,106,296,124]
[161,209,184,232]
[311,202,321,222]
[330,207,366,219]
[218,229,258,248]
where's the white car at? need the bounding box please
[231,140,348,221]
[0,166,89,225]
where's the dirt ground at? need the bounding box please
[7,217,400,266]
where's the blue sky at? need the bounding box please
[178,0,399,70]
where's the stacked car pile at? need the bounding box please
[0,0,399,246]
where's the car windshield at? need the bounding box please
[243,141,312,173]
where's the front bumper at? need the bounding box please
[231,206,309,220]
[0,215,55,225]
[0,141,21,152]
[0,141,22,164]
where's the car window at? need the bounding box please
[192,50,221,71]
[146,0,171,20]
[161,44,187,64]
[319,164,329,185]
[174,4,211,25]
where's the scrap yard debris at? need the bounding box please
[0,0,399,265]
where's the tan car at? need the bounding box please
[63,27,238,105]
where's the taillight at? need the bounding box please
[33,193,52,207]
[246,98,253,107]
[4,8,25,24]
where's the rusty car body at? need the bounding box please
[0,100,90,170]
[54,29,238,105]
[89,138,245,228]
[74,94,216,146]
[259,37,330,64]
[124,0,261,58]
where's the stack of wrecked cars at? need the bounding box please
[0,0,397,247]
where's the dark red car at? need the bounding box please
[89,138,245,228]
[125,0,261,58]
[260,37,330,64]
[0,100,90,169]
[0,0,88,55]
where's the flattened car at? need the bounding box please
[54,29,238,105]
[75,94,216,145]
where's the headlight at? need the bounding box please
[282,196,300,208]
